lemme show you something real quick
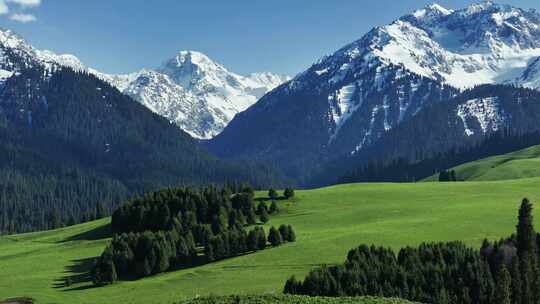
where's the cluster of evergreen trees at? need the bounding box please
[205,224,296,262]
[438,170,458,182]
[92,185,296,285]
[284,198,540,304]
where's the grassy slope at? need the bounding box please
[424,144,540,181]
[4,179,540,303]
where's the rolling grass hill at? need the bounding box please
[3,179,540,303]
[424,144,540,182]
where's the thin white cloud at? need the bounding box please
[10,13,36,23]
[6,0,40,8]
[0,1,9,15]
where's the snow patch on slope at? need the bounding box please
[328,82,364,142]
[457,96,507,136]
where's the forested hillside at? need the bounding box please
[317,85,540,185]
[0,67,283,234]
[285,199,540,304]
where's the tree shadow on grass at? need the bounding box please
[53,257,97,291]
[61,223,112,243]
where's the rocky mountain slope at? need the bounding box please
[209,1,540,182]
[124,51,289,138]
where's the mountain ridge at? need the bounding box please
[209,1,540,182]
[0,29,289,139]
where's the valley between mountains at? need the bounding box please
[5,1,540,304]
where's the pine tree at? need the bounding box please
[205,241,215,262]
[246,209,257,225]
[279,224,289,242]
[494,263,511,304]
[517,198,536,255]
[268,188,278,200]
[511,258,522,304]
[268,226,283,247]
[284,188,295,199]
[259,208,270,224]
[247,229,258,251]
[256,227,267,250]
[286,225,296,242]
[96,201,106,219]
[517,198,537,304]
[257,201,267,215]
[438,171,449,182]
[449,170,457,181]
[269,200,279,214]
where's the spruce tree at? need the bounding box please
[247,229,258,251]
[268,226,283,247]
[259,208,270,224]
[95,201,106,219]
[256,227,267,249]
[284,276,302,294]
[268,188,278,200]
[438,171,448,182]
[246,209,258,225]
[257,201,267,215]
[449,170,457,181]
[494,263,511,304]
[287,225,296,242]
[517,198,538,304]
[511,257,523,304]
[279,224,289,242]
[517,198,536,255]
[284,188,295,199]
[269,200,279,214]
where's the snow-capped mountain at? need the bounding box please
[125,51,289,139]
[0,29,289,139]
[209,1,540,181]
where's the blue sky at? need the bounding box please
[1,0,539,76]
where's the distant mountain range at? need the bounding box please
[0,29,289,139]
[209,1,540,182]
[0,30,284,233]
[4,1,540,188]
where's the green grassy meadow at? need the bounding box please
[424,144,540,181]
[3,179,540,303]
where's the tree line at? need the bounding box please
[337,130,540,184]
[92,185,296,285]
[438,170,458,182]
[284,198,540,304]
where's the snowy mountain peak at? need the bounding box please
[0,28,26,49]
[464,1,498,15]
[335,1,540,89]
[159,50,229,89]
[413,3,453,20]
[175,50,221,69]
[0,29,289,139]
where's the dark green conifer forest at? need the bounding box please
[0,67,284,234]
[284,199,540,304]
[92,185,296,284]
